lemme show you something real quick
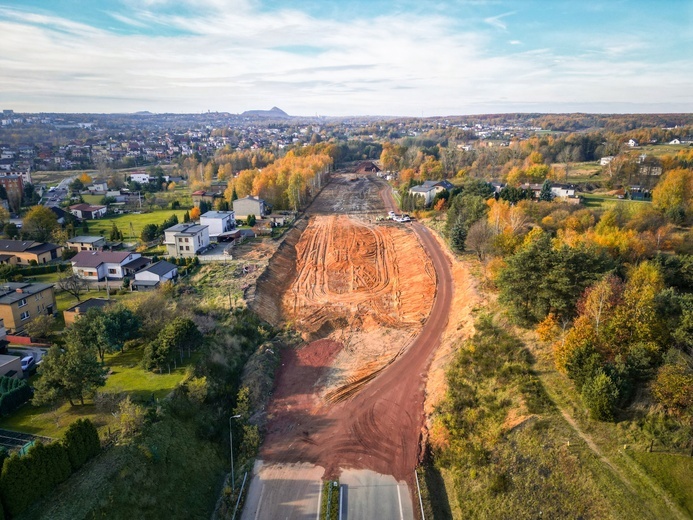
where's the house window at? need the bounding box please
[108,268,117,275]
[18,298,27,308]
[20,311,30,321]
[185,238,189,243]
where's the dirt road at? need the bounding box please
[249,173,454,517]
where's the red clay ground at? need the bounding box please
[260,175,454,486]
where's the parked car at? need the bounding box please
[21,355,35,372]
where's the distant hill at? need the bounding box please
[240,106,291,119]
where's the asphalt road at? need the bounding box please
[340,469,414,520]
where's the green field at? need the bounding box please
[86,209,188,239]
[582,192,652,210]
[628,452,693,517]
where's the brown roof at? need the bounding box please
[71,251,134,268]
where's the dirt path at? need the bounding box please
[558,409,689,520]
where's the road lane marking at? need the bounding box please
[397,483,404,520]
[254,484,266,520]
[316,480,322,520]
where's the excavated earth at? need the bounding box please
[249,172,451,482]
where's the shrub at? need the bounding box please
[0,377,32,416]
[62,418,100,471]
[581,370,620,421]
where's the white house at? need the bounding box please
[89,181,108,192]
[164,223,210,257]
[551,185,576,198]
[129,173,150,184]
[233,196,267,220]
[628,139,639,148]
[71,251,143,281]
[133,260,178,290]
[69,204,107,219]
[200,211,235,238]
[669,138,682,145]
[408,180,455,206]
[600,156,615,166]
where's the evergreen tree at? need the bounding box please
[539,179,554,201]
[450,216,468,253]
[183,210,190,223]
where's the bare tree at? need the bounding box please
[465,219,496,261]
[58,273,89,302]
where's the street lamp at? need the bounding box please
[229,414,242,490]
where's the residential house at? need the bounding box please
[133,261,178,291]
[129,172,150,184]
[164,223,210,257]
[520,183,577,200]
[63,297,113,326]
[200,211,235,238]
[192,190,224,208]
[600,156,615,166]
[69,203,107,219]
[121,256,152,277]
[408,180,455,206]
[66,235,106,252]
[669,138,682,145]
[0,282,55,333]
[71,251,143,280]
[89,181,108,192]
[233,196,267,220]
[49,206,69,225]
[0,239,62,265]
[628,139,639,148]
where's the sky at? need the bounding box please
[0,0,692,116]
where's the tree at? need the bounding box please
[539,179,554,201]
[109,222,123,241]
[4,222,19,239]
[581,370,619,421]
[68,307,140,362]
[140,223,159,242]
[22,205,58,242]
[652,168,693,223]
[183,210,190,223]
[57,274,88,302]
[143,317,200,371]
[189,207,201,220]
[24,314,55,341]
[69,178,84,192]
[465,219,496,261]
[449,216,468,253]
[247,214,256,227]
[78,173,93,185]
[32,342,106,407]
[651,357,693,415]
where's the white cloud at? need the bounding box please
[0,3,691,115]
[483,10,515,31]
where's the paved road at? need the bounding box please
[241,461,324,520]
[340,469,414,520]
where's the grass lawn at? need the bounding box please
[628,451,693,517]
[0,346,191,438]
[86,209,188,239]
[81,194,104,205]
[582,192,652,210]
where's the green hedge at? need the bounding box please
[15,264,69,276]
[0,377,32,417]
[0,418,100,517]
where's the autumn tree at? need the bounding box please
[22,205,58,242]
[190,206,201,220]
[465,219,495,261]
[652,168,693,223]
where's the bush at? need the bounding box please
[581,370,620,421]
[0,377,32,416]
[62,419,100,471]
[0,418,100,516]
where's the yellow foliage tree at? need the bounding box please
[190,207,201,220]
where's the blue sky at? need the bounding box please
[0,0,692,115]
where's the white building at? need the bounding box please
[164,223,210,257]
[129,173,150,184]
[133,260,178,290]
[200,211,235,238]
[71,251,143,281]
[628,139,639,148]
[600,156,615,166]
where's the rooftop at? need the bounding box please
[65,297,112,314]
[166,223,208,235]
[71,250,134,268]
[68,235,105,244]
[141,260,177,277]
[0,282,53,306]
[200,211,234,219]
